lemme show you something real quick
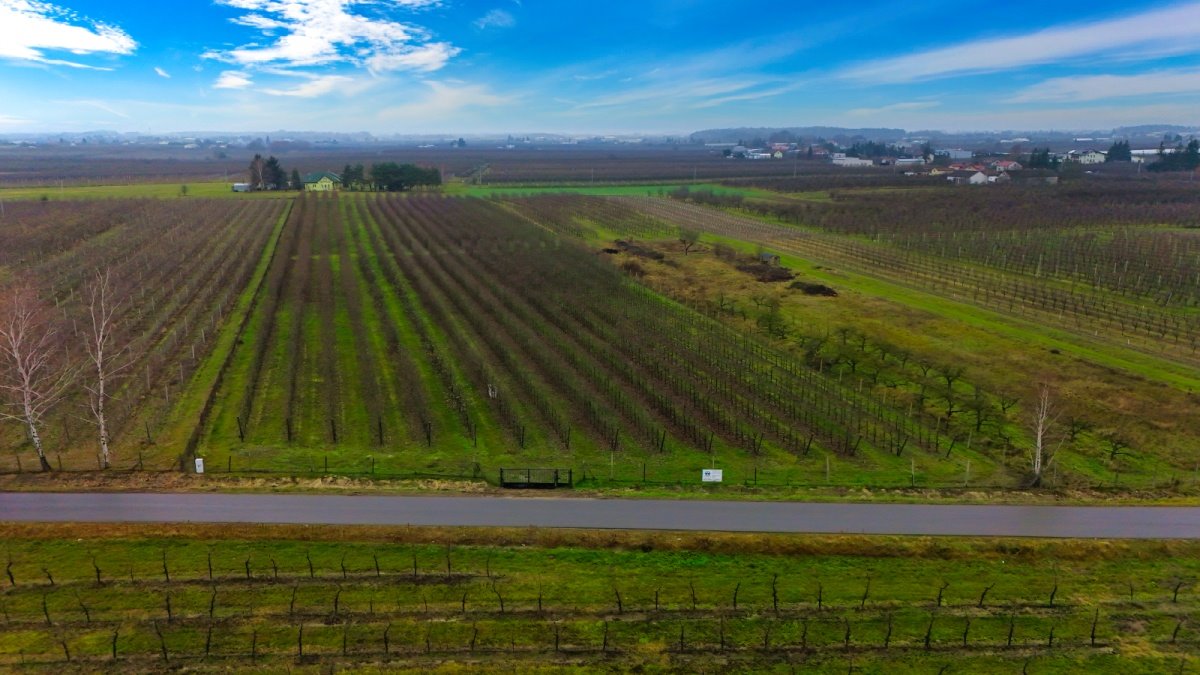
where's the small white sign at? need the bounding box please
[194,458,205,474]
[702,469,723,482]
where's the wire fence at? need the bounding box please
[2,451,1198,495]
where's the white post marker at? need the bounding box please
[194,458,205,474]
[701,469,723,483]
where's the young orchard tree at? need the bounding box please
[82,270,131,469]
[0,285,73,471]
[678,226,700,255]
[1027,383,1064,487]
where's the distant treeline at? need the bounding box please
[340,162,442,191]
[1148,139,1200,172]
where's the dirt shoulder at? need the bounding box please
[1,471,1197,506]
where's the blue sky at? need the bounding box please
[2,0,1199,134]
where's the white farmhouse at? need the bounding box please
[1069,150,1107,165]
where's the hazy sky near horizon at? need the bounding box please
[2,0,1199,134]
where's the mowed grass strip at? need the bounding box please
[0,524,1196,672]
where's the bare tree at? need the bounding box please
[248,154,266,191]
[0,285,73,471]
[82,270,129,469]
[1028,384,1063,487]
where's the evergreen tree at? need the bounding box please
[1106,140,1132,162]
[1149,138,1200,172]
[262,156,286,189]
[369,163,441,191]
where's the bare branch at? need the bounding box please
[0,284,74,471]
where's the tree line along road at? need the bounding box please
[1,492,1199,539]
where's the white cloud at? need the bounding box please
[0,0,135,68]
[571,69,616,82]
[207,0,456,75]
[262,73,363,98]
[154,66,170,78]
[692,83,804,109]
[214,70,253,89]
[842,2,1200,83]
[0,114,29,126]
[847,101,941,116]
[554,38,811,118]
[365,41,458,74]
[474,9,515,30]
[1009,69,1200,103]
[379,80,512,121]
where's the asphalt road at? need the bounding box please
[1,492,1199,538]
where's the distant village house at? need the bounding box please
[303,172,343,191]
[1067,150,1106,165]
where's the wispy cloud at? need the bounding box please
[847,101,941,116]
[63,99,130,119]
[154,66,170,78]
[571,69,616,82]
[205,0,457,78]
[474,9,515,30]
[365,41,458,74]
[841,2,1200,83]
[692,82,805,109]
[262,73,367,98]
[884,101,1200,133]
[0,114,29,126]
[213,70,252,90]
[379,80,512,121]
[1009,69,1200,103]
[0,0,135,68]
[574,78,761,110]
[562,37,810,115]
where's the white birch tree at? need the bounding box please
[1028,383,1062,487]
[0,285,72,471]
[82,270,129,469]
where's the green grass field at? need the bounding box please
[0,524,1196,672]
